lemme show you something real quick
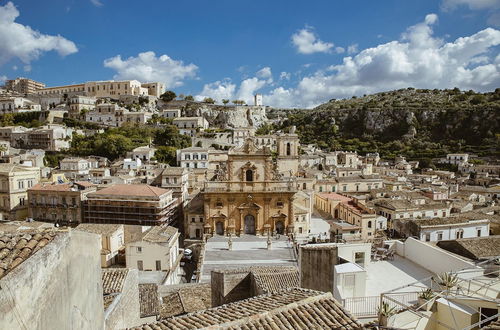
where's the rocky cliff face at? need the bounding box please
[270,88,500,144]
[183,103,268,128]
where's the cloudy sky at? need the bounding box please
[0,0,499,108]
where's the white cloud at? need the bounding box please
[197,14,500,109]
[441,0,500,11]
[195,76,269,105]
[335,47,345,54]
[256,67,272,79]
[103,51,198,88]
[442,0,500,27]
[0,75,6,84]
[291,27,334,54]
[0,2,78,66]
[268,14,500,108]
[195,79,236,102]
[347,44,359,54]
[90,0,103,7]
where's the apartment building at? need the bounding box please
[60,157,93,176]
[5,77,45,94]
[83,184,177,226]
[375,199,451,224]
[315,193,376,241]
[37,80,164,98]
[156,167,189,204]
[76,223,124,267]
[160,109,181,119]
[27,181,97,225]
[125,225,181,285]
[176,147,209,169]
[0,97,41,113]
[0,164,40,220]
[69,95,96,118]
[172,117,209,137]
[393,212,490,242]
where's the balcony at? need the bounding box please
[203,180,297,193]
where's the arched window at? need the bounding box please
[246,169,253,182]
[456,229,464,239]
[368,221,372,228]
[286,142,291,156]
[303,182,307,190]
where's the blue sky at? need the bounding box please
[0,0,499,107]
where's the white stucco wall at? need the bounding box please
[0,230,104,330]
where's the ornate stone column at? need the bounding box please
[264,197,271,235]
[228,197,236,235]
[204,198,211,235]
[288,195,295,236]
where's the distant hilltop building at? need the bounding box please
[5,77,45,94]
[36,80,165,98]
[254,93,263,106]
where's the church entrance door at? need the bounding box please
[244,215,256,234]
[216,221,224,235]
[276,221,285,235]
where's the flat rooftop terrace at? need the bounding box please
[201,235,297,282]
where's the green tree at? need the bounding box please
[222,99,229,105]
[154,146,178,165]
[203,97,216,104]
[160,90,177,102]
[184,95,194,101]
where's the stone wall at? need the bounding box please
[0,230,104,330]
[299,245,338,293]
[211,269,252,307]
[104,269,141,330]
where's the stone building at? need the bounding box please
[197,138,299,237]
[0,163,40,221]
[83,184,177,226]
[28,181,97,225]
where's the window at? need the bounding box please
[437,232,443,241]
[245,169,253,182]
[276,200,284,207]
[136,247,142,253]
[155,260,161,271]
[343,186,347,192]
[425,233,431,241]
[367,221,372,228]
[216,200,223,208]
[137,260,143,270]
[354,252,365,267]
[286,142,291,156]
[191,217,195,223]
[477,229,482,237]
[456,229,464,239]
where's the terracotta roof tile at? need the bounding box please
[92,184,171,198]
[139,283,160,318]
[0,230,58,279]
[130,288,361,330]
[102,268,129,294]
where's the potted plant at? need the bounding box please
[378,301,397,327]
[417,288,435,311]
[434,272,459,293]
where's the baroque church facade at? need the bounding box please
[185,133,307,238]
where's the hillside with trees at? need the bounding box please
[267,88,500,160]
